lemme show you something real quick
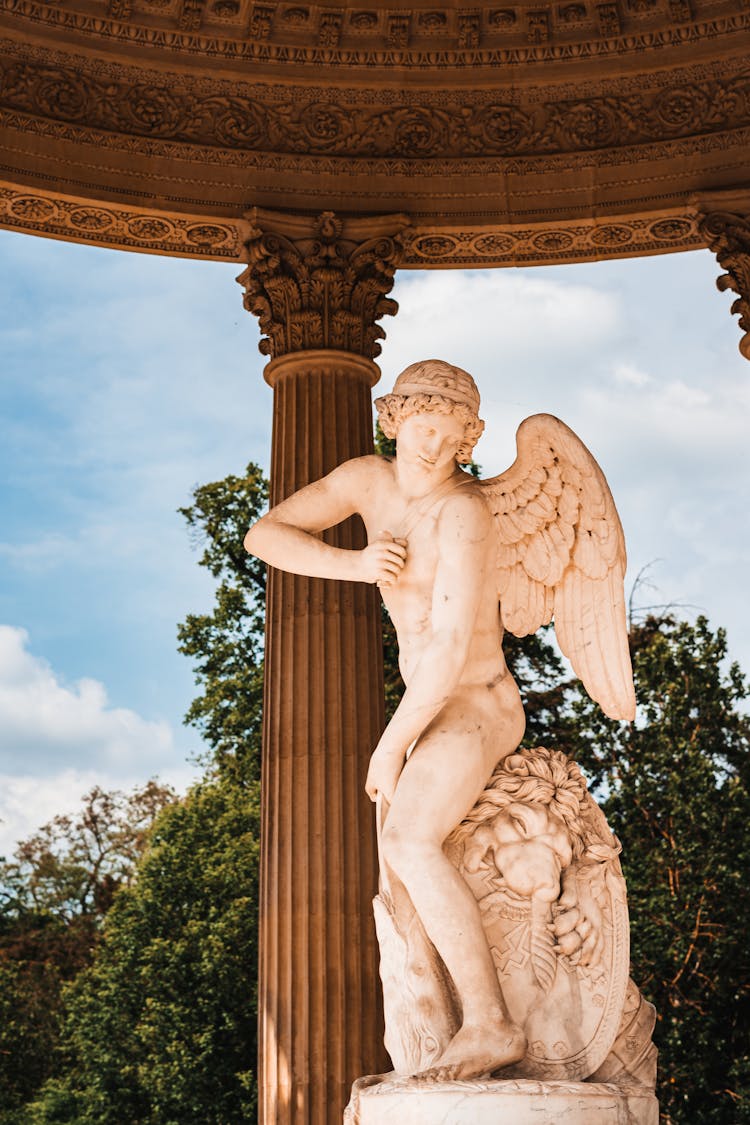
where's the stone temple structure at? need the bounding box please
[1,1,748,1120]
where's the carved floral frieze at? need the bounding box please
[0,44,749,161]
[404,214,704,265]
[0,184,709,268]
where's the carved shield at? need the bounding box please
[459,851,630,1081]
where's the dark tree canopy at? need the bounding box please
[0,783,175,1122]
[573,615,750,1124]
[27,782,260,1125]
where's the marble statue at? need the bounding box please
[244,359,656,1103]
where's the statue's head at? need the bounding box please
[375,359,485,465]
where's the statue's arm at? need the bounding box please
[243,457,406,585]
[365,493,491,801]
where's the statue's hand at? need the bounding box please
[358,532,407,587]
[551,871,605,966]
[365,744,405,803]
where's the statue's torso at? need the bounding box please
[357,457,509,693]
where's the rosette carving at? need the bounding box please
[556,100,617,148]
[391,107,448,155]
[123,86,185,135]
[35,74,88,121]
[700,210,750,361]
[237,209,409,359]
[475,104,532,151]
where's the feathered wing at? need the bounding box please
[480,414,635,721]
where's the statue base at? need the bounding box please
[345,1074,659,1124]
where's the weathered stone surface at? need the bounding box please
[345,1075,660,1125]
[700,210,750,360]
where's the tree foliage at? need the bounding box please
[176,464,268,785]
[27,781,260,1125]
[572,614,750,1123]
[23,467,269,1124]
[2,782,176,922]
[0,783,175,1121]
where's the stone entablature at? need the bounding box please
[3,181,746,269]
[0,0,748,320]
[0,183,711,265]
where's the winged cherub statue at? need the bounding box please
[244,359,635,1082]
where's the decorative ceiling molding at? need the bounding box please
[0,39,748,164]
[0,182,710,266]
[0,0,747,266]
[0,183,243,258]
[0,0,747,69]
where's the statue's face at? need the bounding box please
[466,802,574,904]
[395,409,466,472]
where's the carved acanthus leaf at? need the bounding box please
[237,211,406,358]
[700,210,750,361]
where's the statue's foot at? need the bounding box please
[414,1021,527,1082]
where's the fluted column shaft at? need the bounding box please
[238,209,407,1123]
[260,352,388,1123]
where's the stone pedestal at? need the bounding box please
[345,1075,659,1125]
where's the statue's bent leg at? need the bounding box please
[380,687,526,1080]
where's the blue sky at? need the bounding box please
[1,229,748,855]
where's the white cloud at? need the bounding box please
[0,625,180,775]
[612,362,652,388]
[0,532,82,573]
[0,763,199,861]
[388,269,621,383]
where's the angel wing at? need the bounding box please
[480,414,635,721]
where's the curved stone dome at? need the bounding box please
[0,0,748,263]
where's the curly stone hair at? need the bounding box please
[375,359,485,464]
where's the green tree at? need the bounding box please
[177,464,268,785]
[572,614,750,1123]
[2,782,176,921]
[28,781,260,1125]
[0,783,175,1123]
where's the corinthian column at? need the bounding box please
[699,207,750,361]
[237,209,408,1124]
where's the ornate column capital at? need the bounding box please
[237,208,410,360]
[699,209,750,361]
